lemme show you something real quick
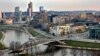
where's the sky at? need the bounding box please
[0,0,100,12]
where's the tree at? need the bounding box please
[9,41,21,50]
[76,29,83,33]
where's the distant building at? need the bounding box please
[14,6,20,22]
[89,26,100,39]
[71,24,86,33]
[36,10,48,24]
[5,18,13,25]
[48,15,58,22]
[0,11,2,19]
[52,16,69,24]
[3,12,13,18]
[14,6,25,24]
[27,2,33,18]
[49,24,71,36]
[15,7,20,12]
[39,6,44,12]
[80,12,87,19]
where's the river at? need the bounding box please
[3,30,30,47]
[1,30,100,56]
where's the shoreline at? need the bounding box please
[55,45,100,51]
[55,40,100,51]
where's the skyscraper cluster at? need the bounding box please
[14,2,33,23]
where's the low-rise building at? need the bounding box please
[52,16,69,24]
[89,26,100,39]
[71,24,86,33]
[49,24,70,36]
[5,18,13,25]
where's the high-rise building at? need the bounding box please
[39,6,44,12]
[27,2,33,18]
[15,7,20,12]
[15,7,20,17]
[14,6,22,23]
[0,11,2,19]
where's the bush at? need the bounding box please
[76,29,83,33]
[0,32,3,40]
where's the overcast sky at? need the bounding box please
[0,0,100,12]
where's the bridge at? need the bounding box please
[0,25,25,31]
[0,25,66,49]
[21,27,67,48]
[20,28,67,52]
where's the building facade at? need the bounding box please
[0,11,2,19]
[14,6,20,22]
[49,24,71,36]
[52,16,69,25]
[89,27,100,39]
[27,2,33,18]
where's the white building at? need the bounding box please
[49,24,71,36]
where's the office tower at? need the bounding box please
[27,2,33,18]
[14,6,22,22]
[15,7,20,12]
[0,11,2,19]
[39,6,44,12]
[15,6,20,17]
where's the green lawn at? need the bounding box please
[0,32,6,50]
[0,42,6,50]
[64,40,100,48]
[0,32,3,40]
[28,29,40,37]
[28,28,49,39]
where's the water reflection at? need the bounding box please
[1,30,100,56]
[3,30,30,47]
[35,45,100,56]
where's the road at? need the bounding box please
[33,28,100,43]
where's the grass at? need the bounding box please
[0,32,3,40]
[0,42,6,50]
[0,32,6,50]
[64,40,100,48]
[28,28,49,39]
[28,28,40,37]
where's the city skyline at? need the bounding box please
[0,0,100,12]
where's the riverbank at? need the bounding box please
[28,28,40,37]
[0,32,6,50]
[60,40,100,50]
[28,28,47,38]
[0,32,3,40]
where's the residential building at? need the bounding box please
[15,7,20,12]
[52,16,69,24]
[49,24,71,36]
[80,12,87,19]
